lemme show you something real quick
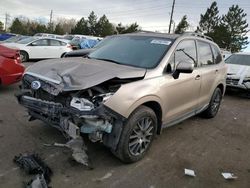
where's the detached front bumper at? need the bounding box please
[16,91,123,138]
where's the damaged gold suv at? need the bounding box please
[17,32,227,163]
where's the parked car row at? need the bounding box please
[0,33,104,62]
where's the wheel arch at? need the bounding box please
[126,96,163,135]
[142,101,163,135]
[217,83,225,95]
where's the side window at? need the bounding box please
[211,45,222,64]
[61,42,67,46]
[197,41,214,66]
[167,40,197,73]
[31,39,49,46]
[49,39,62,46]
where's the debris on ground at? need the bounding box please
[93,171,113,182]
[221,172,238,180]
[13,153,52,188]
[184,168,196,177]
[44,137,92,169]
[26,174,48,188]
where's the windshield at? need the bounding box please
[88,35,173,69]
[17,37,37,44]
[225,54,250,66]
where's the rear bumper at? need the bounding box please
[0,72,23,85]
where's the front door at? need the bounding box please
[161,39,201,124]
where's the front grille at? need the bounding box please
[22,74,58,101]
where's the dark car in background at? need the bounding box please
[0,45,25,86]
[0,33,16,41]
[0,35,30,44]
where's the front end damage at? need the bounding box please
[16,73,135,151]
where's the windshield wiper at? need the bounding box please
[92,58,122,64]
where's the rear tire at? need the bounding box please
[201,87,222,118]
[20,51,29,62]
[113,106,157,163]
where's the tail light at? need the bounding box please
[14,51,21,62]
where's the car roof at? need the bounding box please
[114,32,215,44]
[234,52,250,55]
[120,32,180,39]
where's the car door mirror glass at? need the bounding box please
[173,61,194,79]
[176,61,194,73]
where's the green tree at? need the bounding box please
[198,1,220,33]
[96,15,114,37]
[0,21,4,32]
[175,15,189,34]
[87,11,98,35]
[35,24,47,34]
[124,23,139,33]
[222,5,249,52]
[71,17,88,34]
[54,23,64,35]
[116,23,139,34]
[9,18,26,34]
[208,25,231,49]
[116,23,126,34]
[47,22,54,33]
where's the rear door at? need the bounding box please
[197,40,222,107]
[47,39,67,58]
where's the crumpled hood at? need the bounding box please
[227,64,250,79]
[25,57,146,91]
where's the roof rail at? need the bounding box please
[182,32,213,41]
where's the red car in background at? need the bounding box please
[0,45,25,86]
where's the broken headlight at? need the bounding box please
[70,97,94,111]
[92,93,114,106]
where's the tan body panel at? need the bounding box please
[105,35,227,126]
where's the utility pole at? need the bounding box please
[5,13,10,32]
[49,10,53,33]
[168,0,175,33]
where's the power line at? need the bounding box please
[5,13,10,31]
[168,0,175,33]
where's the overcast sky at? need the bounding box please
[1,0,249,31]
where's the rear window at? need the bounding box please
[225,54,250,66]
[211,45,222,64]
[197,41,213,66]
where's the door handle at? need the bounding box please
[195,75,201,80]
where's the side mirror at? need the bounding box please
[173,61,194,79]
[28,43,35,46]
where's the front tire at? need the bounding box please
[201,87,222,118]
[114,106,157,163]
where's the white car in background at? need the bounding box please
[226,52,250,91]
[3,37,73,62]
